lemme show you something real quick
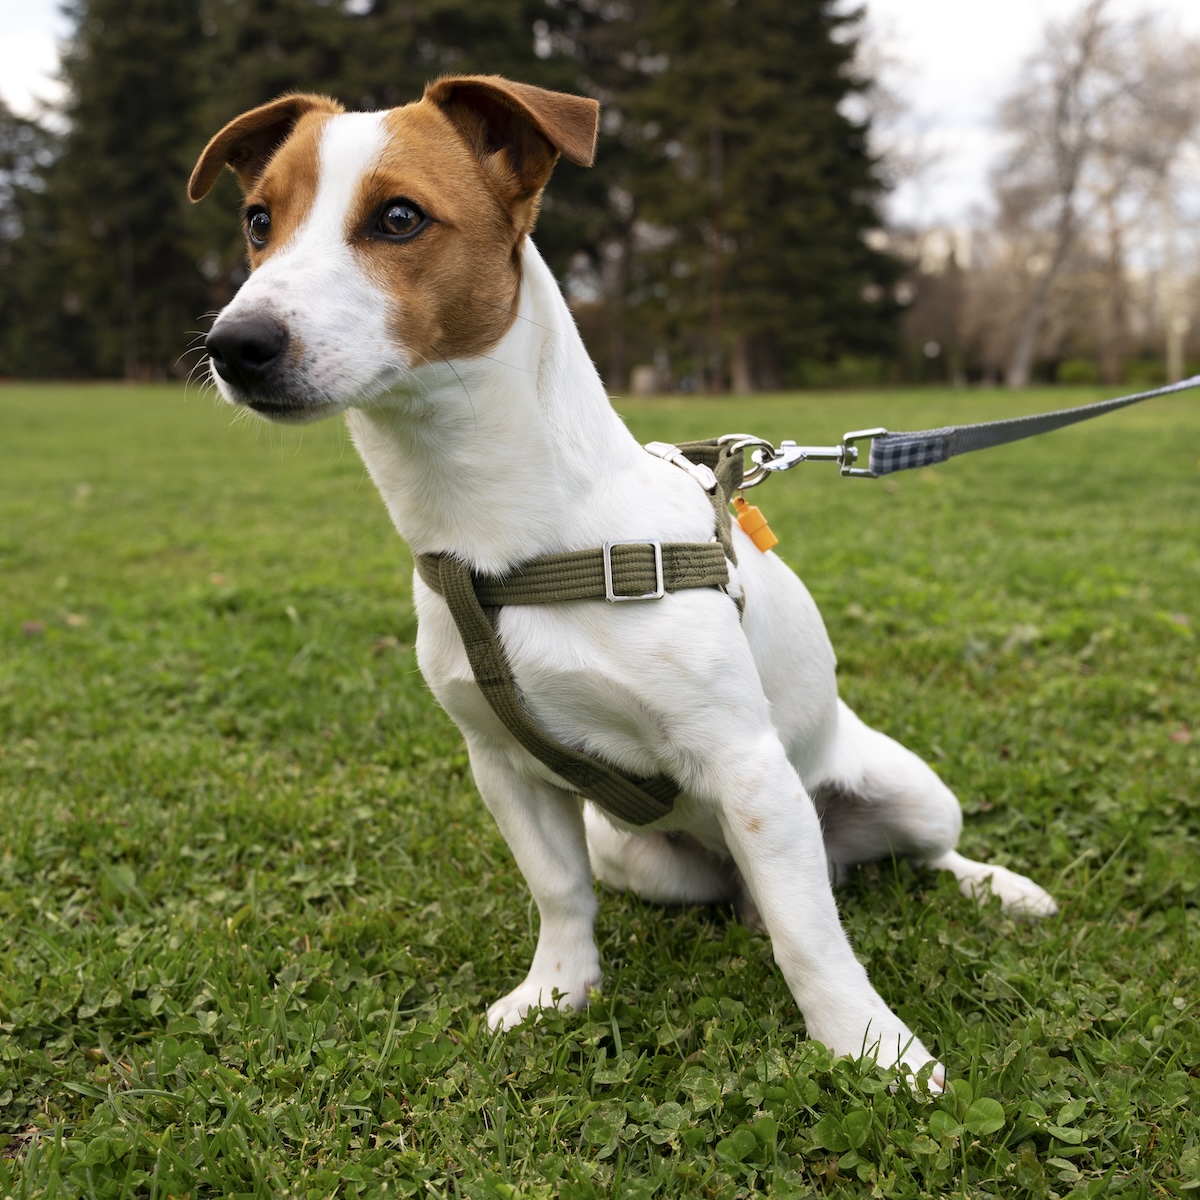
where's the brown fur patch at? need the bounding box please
[347,102,524,363]
[424,75,599,170]
[241,111,338,265]
[188,94,342,202]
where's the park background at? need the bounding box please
[2,0,1200,391]
[1,1,1199,1198]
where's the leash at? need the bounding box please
[416,378,1196,826]
[730,374,1200,484]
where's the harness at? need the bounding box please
[415,438,746,826]
[415,375,1200,827]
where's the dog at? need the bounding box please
[189,75,1058,1090]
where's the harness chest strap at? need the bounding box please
[414,438,746,826]
[417,551,696,825]
[418,539,730,607]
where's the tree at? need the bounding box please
[617,0,900,391]
[6,0,901,385]
[994,0,1200,387]
[0,101,63,376]
[46,0,208,378]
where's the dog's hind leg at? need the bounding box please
[466,741,603,1031]
[583,803,740,905]
[815,700,1057,916]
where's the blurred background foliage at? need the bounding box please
[2,0,1198,392]
[0,0,900,391]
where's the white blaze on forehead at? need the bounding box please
[224,108,405,401]
[302,110,388,248]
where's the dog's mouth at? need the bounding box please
[208,367,344,423]
[240,393,342,424]
[207,354,344,424]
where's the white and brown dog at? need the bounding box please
[190,76,1057,1089]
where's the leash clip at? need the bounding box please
[742,428,889,481]
[838,428,888,477]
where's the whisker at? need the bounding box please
[468,292,553,334]
[471,351,534,374]
[439,354,478,436]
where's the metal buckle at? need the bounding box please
[718,433,776,488]
[603,540,665,602]
[839,428,888,477]
[644,441,719,493]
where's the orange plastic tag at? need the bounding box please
[733,496,779,552]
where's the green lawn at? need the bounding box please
[1,382,1197,1199]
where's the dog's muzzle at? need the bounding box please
[206,314,289,392]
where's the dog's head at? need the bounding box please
[189,76,598,422]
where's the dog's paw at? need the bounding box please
[486,975,599,1032]
[928,851,1058,918]
[809,1009,945,1094]
[864,1024,945,1095]
[960,865,1058,917]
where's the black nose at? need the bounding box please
[206,315,289,389]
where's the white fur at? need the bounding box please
[214,114,407,411]
[206,110,1059,1092]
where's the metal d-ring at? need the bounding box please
[717,433,776,488]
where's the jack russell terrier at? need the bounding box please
[189,75,1057,1090]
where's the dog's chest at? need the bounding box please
[412,575,760,777]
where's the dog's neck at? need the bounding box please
[347,240,645,574]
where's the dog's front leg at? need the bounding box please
[466,739,601,1031]
[716,738,946,1090]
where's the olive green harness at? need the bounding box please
[414,439,745,826]
[418,371,1200,822]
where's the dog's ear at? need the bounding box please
[424,75,599,210]
[188,93,344,202]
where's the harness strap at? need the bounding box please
[412,439,750,826]
[416,540,729,606]
[417,553,681,825]
[670,438,745,565]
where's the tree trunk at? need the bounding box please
[1160,190,1187,383]
[731,332,753,394]
[1098,188,1124,384]
[606,236,629,393]
[119,202,140,381]
[1006,201,1075,388]
[707,125,724,394]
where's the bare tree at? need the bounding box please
[991,1,1200,387]
[846,13,944,211]
[1132,28,1200,381]
[995,1,1121,387]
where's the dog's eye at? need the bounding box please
[376,200,427,241]
[246,207,271,248]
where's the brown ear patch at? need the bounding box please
[424,75,599,202]
[188,93,344,201]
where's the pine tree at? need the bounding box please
[7,0,899,384]
[625,0,900,389]
[50,0,207,377]
[0,101,65,376]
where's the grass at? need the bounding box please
[0,380,1197,1199]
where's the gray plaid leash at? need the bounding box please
[866,375,1200,477]
[733,374,1200,485]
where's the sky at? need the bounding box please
[2,0,1199,225]
[866,0,1200,224]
